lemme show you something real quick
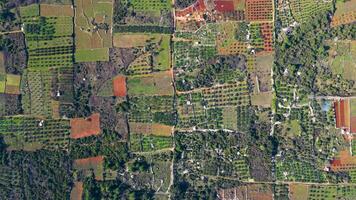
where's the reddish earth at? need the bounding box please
[334,99,350,131]
[176,6,194,17]
[73,156,104,180]
[70,182,83,200]
[335,101,341,128]
[194,0,206,12]
[176,0,206,17]
[246,0,273,21]
[260,22,274,51]
[70,113,101,139]
[330,150,356,171]
[113,75,127,97]
[351,117,356,133]
[215,1,235,12]
[340,100,346,127]
[74,156,104,168]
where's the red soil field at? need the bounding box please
[334,99,351,130]
[335,101,341,128]
[194,0,206,12]
[176,6,194,17]
[113,75,127,97]
[74,156,104,168]
[260,22,273,51]
[215,1,235,12]
[340,100,346,127]
[351,116,356,133]
[70,182,83,200]
[330,150,356,171]
[73,156,104,180]
[246,0,273,21]
[176,0,206,17]
[70,113,101,139]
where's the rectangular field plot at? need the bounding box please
[74,0,113,62]
[70,113,101,139]
[20,4,40,18]
[73,156,104,180]
[128,95,175,125]
[289,0,332,23]
[218,184,273,200]
[21,9,74,68]
[21,69,53,117]
[75,48,109,62]
[331,0,356,27]
[328,40,356,82]
[114,33,171,74]
[130,133,172,152]
[127,70,174,96]
[0,116,70,151]
[122,0,171,12]
[176,82,251,131]
[129,122,173,136]
[70,182,83,200]
[246,0,273,21]
[275,156,326,182]
[40,4,74,16]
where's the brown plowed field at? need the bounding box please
[70,113,101,139]
[113,75,127,97]
[70,182,83,200]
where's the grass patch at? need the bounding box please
[127,70,173,96]
[75,48,109,62]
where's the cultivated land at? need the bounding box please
[0,0,355,199]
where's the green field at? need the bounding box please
[75,48,109,62]
[127,71,173,96]
[130,134,172,152]
[0,116,70,151]
[20,7,74,69]
[21,69,52,117]
[122,0,170,12]
[19,4,40,18]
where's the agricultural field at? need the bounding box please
[130,133,173,152]
[39,4,74,16]
[113,33,171,74]
[1,0,356,199]
[127,70,174,96]
[21,69,53,117]
[20,4,74,68]
[288,0,332,24]
[113,0,173,31]
[128,95,175,125]
[331,0,356,27]
[70,113,101,139]
[218,184,273,200]
[74,0,113,62]
[73,156,104,180]
[176,81,251,131]
[246,0,273,21]
[327,40,356,90]
[0,116,70,151]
